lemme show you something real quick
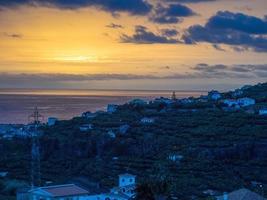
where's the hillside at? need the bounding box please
[1,83,267,199]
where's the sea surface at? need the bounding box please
[0,89,206,124]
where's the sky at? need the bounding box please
[0,0,267,91]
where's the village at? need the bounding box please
[1,82,267,200]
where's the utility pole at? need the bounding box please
[28,106,43,188]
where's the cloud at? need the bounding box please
[206,11,267,34]
[183,11,267,52]
[1,64,267,88]
[2,32,23,39]
[0,0,153,15]
[161,29,179,37]
[191,63,267,78]
[106,23,124,29]
[150,3,195,24]
[120,25,180,44]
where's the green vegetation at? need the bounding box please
[1,83,267,199]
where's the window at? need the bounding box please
[105,198,111,200]
[122,178,125,182]
[129,178,133,182]
[122,188,126,193]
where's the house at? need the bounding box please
[0,171,8,178]
[82,111,97,119]
[154,97,172,105]
[140,117,155,124]
[180,98,194,104]
[107,130,116,138]
[87,173,137,200]
[107,104,118,113]
[79,124,93,132]
[259,108,267,115]
[222,99,239,108]
[216,188,266,200]
[208,90,222,100]
[119,124,130,135]
[27,184,90,200]
[129,99,147,106]
[232,89,243,98]
[167,154,183,163]
[237,97,255,107]
[47,117,58,126]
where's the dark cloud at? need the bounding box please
[206,11,267,34]
[183,11,267,52]
[1,64,267,87]
[106,23,124,29]
[150,3,195,24]
[0,0,152,15]
[120,25,180,44]
[191,63,267,78]
[161,29,179,37]
[212,44,225,51]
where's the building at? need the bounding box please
[79,124,93,132]
[47,117,58,126]
[140,117,155,124]
[119,124,130,135]
[107,130,116,139]
[154,97,172,105]
[232,89,243,98]
[222,99,239,108]
[87,173,137,200]
[259,109,267,115]
[129,99,147,106]
[107,104,118,113]
[216,188,266,200]
[208,90,222,100]
[27,184,90,200]
[237,97,256,107]
[82,112,97,119]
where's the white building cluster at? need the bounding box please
[17,174,137,200]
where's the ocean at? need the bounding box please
[0,89,206,124]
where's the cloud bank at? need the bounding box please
[183,11,267,52]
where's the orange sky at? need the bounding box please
[0,0,267,90]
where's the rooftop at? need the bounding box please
[217,188,266,200]
[31,184,89,197]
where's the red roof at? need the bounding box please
[37,184,89,197]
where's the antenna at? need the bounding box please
[28,106,43,188]
[171,91,176,101]
[28,106,44,125]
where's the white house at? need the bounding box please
[259,109,267,115]
[154,97,172,105]
[140,117,155,124]
[237,97,255,107]
[86,173,137,200]
[222,99,239,108]
[119,124,130,135]
[107,104,118,114]
[107,130,116,139]
[47,117,58,126]
[79,124,93,132]
[129,99,147,106]
[27,184,90,200]
[232,89,243,98]
[82,112,97,119]
[167,154,184,162]
[208,90,222,100]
